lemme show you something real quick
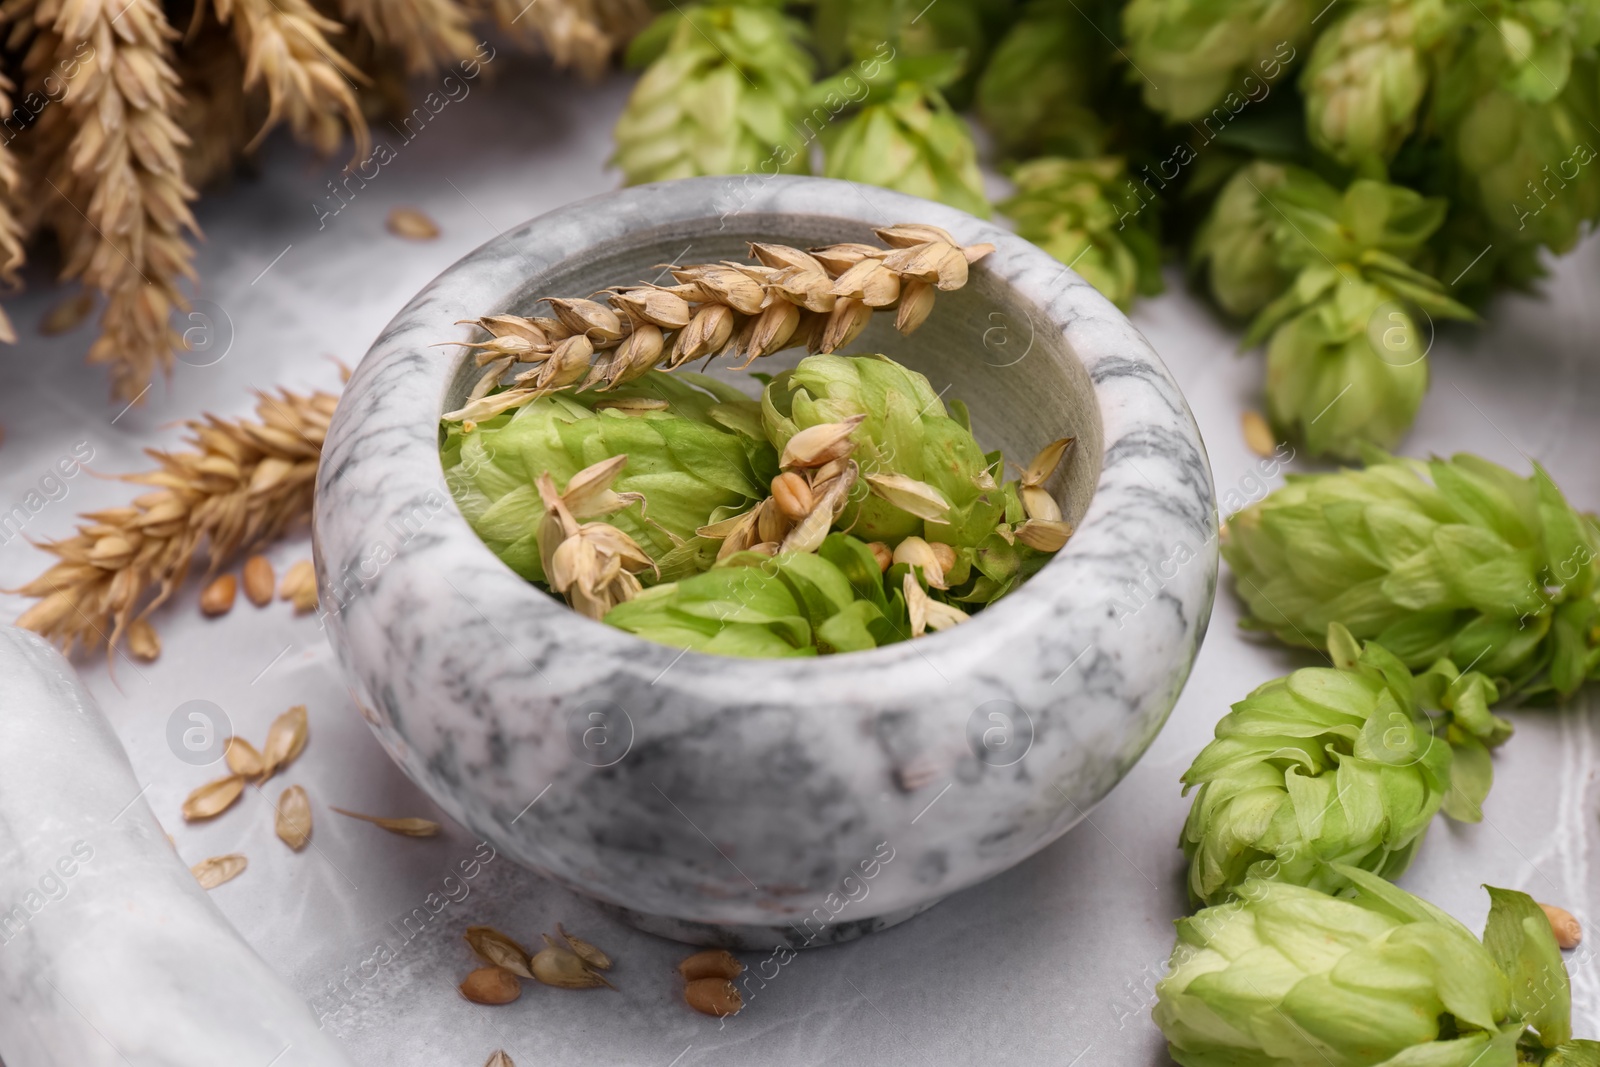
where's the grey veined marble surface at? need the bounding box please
[312,174,1218,946]
[0,60,1597,1067]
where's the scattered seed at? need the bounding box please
[1541,902,1583,949]
[126,619,160,661]
[684,977,742,1017]
[531,946,613,989]
[330,807,440,837]
[275,785,313,851]
[465,926,535,979]
[260,705,308,779]
[678,948,743,981]
[1241,411,1276,458]
[225,736,265,778]
[242,555,275,606]
[278,559,318,614]
[182,774,245,821]
[40,291,94,336]
[928,542,957,573]
[484,1054,515,1067]
[191,853,248,889]
[557,923,612,970]
[200,574,237,616]
[867,541,892,572]
[459,966,522,1005]
[387,206,440,241]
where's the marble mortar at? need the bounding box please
[312,176,1218,948]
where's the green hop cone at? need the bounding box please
[1224,451,1600,699]
[976,0,1111,158]
[611,0,814,184]
[1000,157,1163,311]
[1121,0,1311,121]
[1181,623,1510,907]
[442,373,778,583]
[1156,869,1577,1067]
[1241,174,1473,458]
[1191,162,1302,318]
[1301,0,1454,173]
[820,70,989,218]
[761,353,1054,604]
[605,533,911,656]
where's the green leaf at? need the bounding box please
[1481,886,1571,1047]
[1440,735,1492,823]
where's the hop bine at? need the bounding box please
[1181,622,1510,907]
[1000,156,1163,311]
[1209,167,1473,458]
[610,0,814,184]
[1156,869,1590,1066]
[1223,451,1600,701]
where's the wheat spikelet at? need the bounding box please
[12,387,339,658]
[212,0,370,157]
[338,0,477,75]
[483,0,647,79]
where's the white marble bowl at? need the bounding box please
[313,176,1217,948]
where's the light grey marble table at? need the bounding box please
[0,60,1596,1067]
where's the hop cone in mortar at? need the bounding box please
[821,74,989,218]
[762,354,1050,602]
[1237,174,1473,458]
[1225,452,1600,699]
[606,533,908,656]
[1181,623,1510,907]
[1301,0,1456,172]
[1000,157,1163,311]
[443,374,778,582]
[1121,0,1312,121]
[1156,869,1581,1067]
[611,0,814,184]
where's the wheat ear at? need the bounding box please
[20,0,199,403]
[212,0,370,157]
[337,0,478,75]
[12,387,338,658]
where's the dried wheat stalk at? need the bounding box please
[12,387,338,657]
[212,0,369,157]
[444,223,996,423]
[338,0,477,75]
